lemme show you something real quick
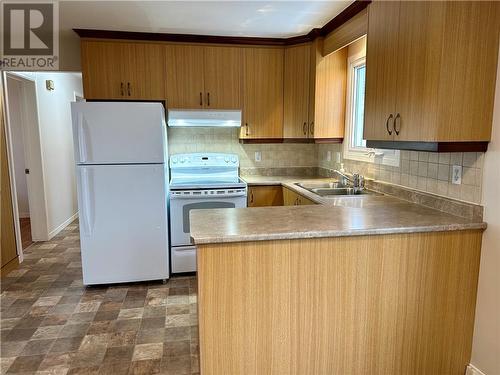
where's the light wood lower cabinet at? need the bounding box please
[247,186,284,207]
[241,47,284,139]
[283,187,315,206]
[197,230,483,374]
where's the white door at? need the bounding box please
[72,101,167,164]
[77,164,169,284]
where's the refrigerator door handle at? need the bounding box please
[77,113,88,162]
[80,167,94,236]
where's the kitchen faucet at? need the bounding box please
[333,170,365,190]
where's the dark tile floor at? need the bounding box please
[1,221,199,374]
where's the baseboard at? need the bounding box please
[48,212,79,239]
[466,364,487,375]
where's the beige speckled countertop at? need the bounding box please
[190,176,487,245]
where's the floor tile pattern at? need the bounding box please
[1,222,199,374]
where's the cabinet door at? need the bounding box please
[363,1,400,141]
[313,47,347,139]
[282,187,299,206]
[165,45,205,108]
[283,44,310,139]
[299,196,315,205]
[203,46,242,109]
[395,1,500,142]
[248,186,283,207]
[242,47,284,139]
[81,41,124,99]
[132,43,166,100]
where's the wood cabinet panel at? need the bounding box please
[81,41,123,99]
[133,43,166,100]
[283,187,315,206]
[203,46,243,109]
[242,47,284,139]
[313,47,347,139]
[363,1,400,141]
[198,230,482,374]
[283,44,310,139]
[364,1,500,144]
[248,186,283,207]
[165,44,205,108]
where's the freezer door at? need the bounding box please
[72,102,167,164]
[77,164,169,284]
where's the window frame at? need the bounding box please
[343,51,400,167]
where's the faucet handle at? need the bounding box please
[352,173,360,188]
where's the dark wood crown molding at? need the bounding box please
[73,0,371,46]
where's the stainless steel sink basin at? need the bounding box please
[311,187,374,196]
[295,182,378,197]
[295,182,347,190]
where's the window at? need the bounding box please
[343,50,399,167]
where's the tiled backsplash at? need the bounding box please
[167,127,484,204]
[167,127,318,171]
[318,144,484,204]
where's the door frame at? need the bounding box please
[3,72,50,259]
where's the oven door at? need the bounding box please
[169,193,247,247]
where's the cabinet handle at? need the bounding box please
[245,123,249,136]
[199,92,203,106]
[120,82,124,96]
[386,114,394,135]
[250,191,254,204]
[394,113,401,135]
[309,122,314,136]
[127,82,131,96]
[295,197,299,205]
[303,122,307,135]
[206,92,210,106]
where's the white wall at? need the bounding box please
[32,72,81,237]
[7,78,30,218]
[470,46,500,375]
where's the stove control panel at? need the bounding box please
[170,153,239,168]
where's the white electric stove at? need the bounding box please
[169,153,247,273]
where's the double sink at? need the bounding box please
[295,182,378,197]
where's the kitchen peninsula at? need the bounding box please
[190,180,486,375]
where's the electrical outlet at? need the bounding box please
[335,152,341,163]
[255,151,262,162]
[452,165,462,185]
[326,151,331,162]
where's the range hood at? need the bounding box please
[167,109,241,128]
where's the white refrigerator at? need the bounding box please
[71,102,169,285]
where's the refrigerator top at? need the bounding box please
[72,102,168,165]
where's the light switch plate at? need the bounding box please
[326,151,331,162]
[336,152,341,163]
[452,165,462,185]
[255,151,262,162]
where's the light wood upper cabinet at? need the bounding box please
[283,44,311,139]
[203,46,242,109]
[363,1,400,141]
[364,1,500,144]
[81,41,165,100]
[242,47,284,139]
[313,46,347,140]
[81,41,123,99]
[166,45,242,109]
[165,44,205,108]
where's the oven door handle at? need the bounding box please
[169,193,247,200]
